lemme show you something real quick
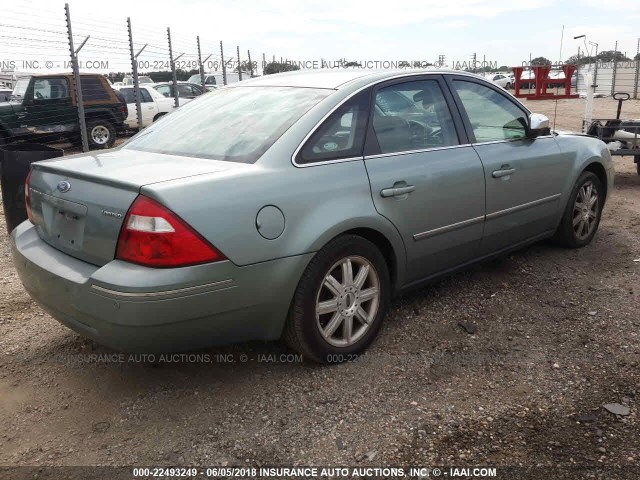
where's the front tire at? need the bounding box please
[283,235,390,363]
[553,171,604,248]
[87,119,115,149]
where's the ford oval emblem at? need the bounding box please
[57,181,71,193]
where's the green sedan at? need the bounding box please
[10,70,614,362]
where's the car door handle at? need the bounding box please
[492,168,515,178]
[380,185,415,198]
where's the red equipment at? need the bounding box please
[512,65,578,100]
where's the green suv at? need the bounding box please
[0,73,127,149]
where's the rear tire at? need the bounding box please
[153,113,166,122]
[283,235,390,363]
[552,171,604,248]
[87,119,115,149]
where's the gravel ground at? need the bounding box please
[0,97,639,479]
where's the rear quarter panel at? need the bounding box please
[143,160,407,284]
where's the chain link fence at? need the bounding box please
[0,3,268,151]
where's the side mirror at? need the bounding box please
[528,113,550,138]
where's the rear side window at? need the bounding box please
[81,77,110,101]
[155,85,171,97]
[119,88,153,103]
[296,91,370,164]
[177,84,195,98]
[119,88,134,103]
[140,89,153,103]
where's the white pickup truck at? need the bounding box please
[113,85,175,129]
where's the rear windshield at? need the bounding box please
[125,86,332,163]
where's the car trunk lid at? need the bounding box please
[28,149,240,266]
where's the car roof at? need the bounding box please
[237,69,482,90]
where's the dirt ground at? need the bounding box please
[1,97,639,479]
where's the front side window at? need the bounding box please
[126,86,331,163]
[452,80,527,142]
[33,78,70,100]
[296,90,369,164]
[12,77,31,97]
[372,80,459,154]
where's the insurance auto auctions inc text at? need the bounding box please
[242,466,498,478]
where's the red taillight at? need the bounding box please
[25,169,34,223]
[116,195,225,268]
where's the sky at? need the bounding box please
[2,0,640,75]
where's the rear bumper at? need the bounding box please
[10,222,312,352]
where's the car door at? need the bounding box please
[24,77,76,140]
[363,76,486,284]
[445,75,569,254]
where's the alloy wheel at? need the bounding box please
[315,256,380,348]
[91,125,110,145]
[573,180,599,240]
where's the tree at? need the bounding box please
[530,56,552,66]
[497,65,511,72]
[397,61,411,68]
[596,50,631,63]
[412,60,433,68]
[343,61,362,67]
[263,61,300,75]
[564,54,595,66]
